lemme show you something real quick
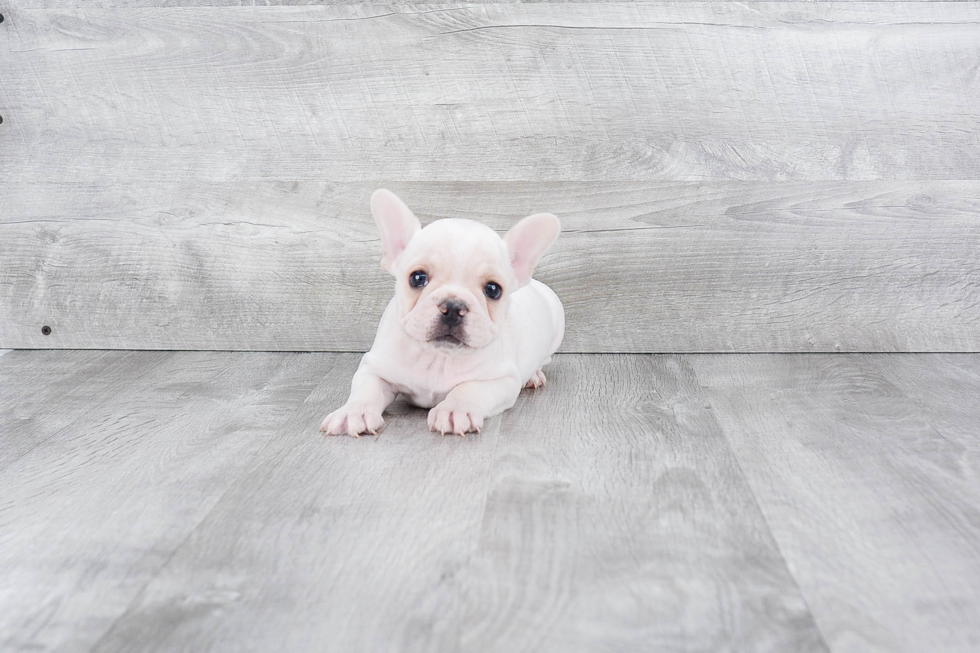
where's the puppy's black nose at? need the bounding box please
[439,299,468,327]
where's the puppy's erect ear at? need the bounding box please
[504,212,560,288]
[371,189,421,272]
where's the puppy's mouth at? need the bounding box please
[428,332,469,348]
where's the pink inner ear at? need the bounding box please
[511,248,536,283]
[390,231,412,258]
[372,189,420,270]
[505,213,560,285]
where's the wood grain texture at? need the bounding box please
[690,354,980,652]
[15,0,971,6]
[446,354,826,652]
[5,351,980,650]
[2,3,978,353]
[90,353,510,653]
[2,181,978,352]
[1,3,979,183]
[0,351,328,653]
[85,353,825,652]
[869,354,980,456]
[0,350,172,469]
[21,0,945,7]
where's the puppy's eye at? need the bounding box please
[409,270,428,288]
[484,281,502,300]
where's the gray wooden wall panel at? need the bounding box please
[2,181,978,351]
[1,4,979,183]
[1,3,979,352]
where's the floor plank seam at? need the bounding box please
[85,353,346,653]
[7,353,980,650]
[688,359,835,653]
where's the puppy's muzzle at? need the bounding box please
[439,299,468,328]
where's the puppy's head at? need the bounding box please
[371,189,559,353]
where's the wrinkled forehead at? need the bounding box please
[404,219,510,275]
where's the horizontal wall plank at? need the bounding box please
[1,3,979,182]
[2,181,978,352]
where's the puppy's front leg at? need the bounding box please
[428,377,522,436]
[320,362,396,437]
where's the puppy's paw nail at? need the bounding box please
[321,406,383,437]
[429,403,482,436]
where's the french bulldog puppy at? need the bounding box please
[320,189,564,437]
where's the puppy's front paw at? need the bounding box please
[320,405,385,437]
[427,402,483,436]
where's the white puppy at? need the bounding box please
[320,189,564,436]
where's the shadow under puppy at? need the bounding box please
[321,189,564,437]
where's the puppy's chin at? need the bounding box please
[428,333,470,350]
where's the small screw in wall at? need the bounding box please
[41,325,52,336]
[0,14,5,24]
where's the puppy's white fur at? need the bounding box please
[320,189,564,436]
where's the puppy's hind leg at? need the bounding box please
[524,369,546,390]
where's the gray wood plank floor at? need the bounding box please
[690,354,980,652]
[2,352,979,652]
